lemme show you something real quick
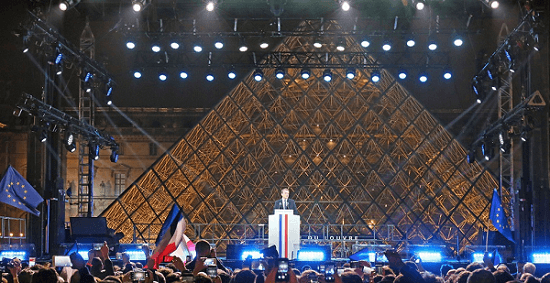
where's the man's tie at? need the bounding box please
[284,200,287,210]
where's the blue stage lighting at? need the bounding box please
[360,36,371,48]
[301,68,311,80]
[159,73,167,81]
[323,69,332,82]
[453,34,464,47]
[0,251,28,260]
[55,53,63,65]
[151,44,161,53]
[84,72,93,83]
[227,69,237,80]
[382,40,392,52]
[180,71,188,79]
[297,251,326,261]
[214,37,224,49]
[170,41,180,50]
[428,40,438,51]
[346,68,356,80]
[124,250,147,261]
[193,41,203,53]
[371,70,381,83]
[406,37,416,47]
[417,251,442,262]
[253,69,264,82]
[241,251,264,260]
[133,70,142,79]
[275,67,285,79]
[532,252,550,264]
[472,252,490,263]
[443,69,452,80]
[78,251,89,260]
[206,73,215,82]
[126,40,136,50]
[398,69,407,80]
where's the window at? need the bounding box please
[114,173,126,196]
[149,143,158,156]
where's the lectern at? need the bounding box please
[269,209,300,259]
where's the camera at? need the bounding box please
[275,258,289,282]
[131,270,148,281]
[324,262,335,282]
[204,258,217,278]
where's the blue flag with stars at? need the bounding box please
[490,189,515,243]
[0,166,43,216]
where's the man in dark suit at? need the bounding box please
[274,188,299,215]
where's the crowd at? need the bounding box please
[2,241,550,283]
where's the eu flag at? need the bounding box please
[0,166,43,216]
[490,189,515,243]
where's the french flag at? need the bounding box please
[151,204,195,268]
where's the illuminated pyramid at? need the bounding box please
[101,20,505,255]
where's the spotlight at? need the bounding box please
[133,70,142,79]
[428,39,438,51]
[151,44,161,53]
[336,37,346,51]
[159,72,167,81]
[323,68,332,82]
[206,1,215,11]
[452,34,464,47]
[56,63,64,76]
[398,69,407,80]
[481,139,494,160]
[107,100,112,106]
[170,40,180,50]
[228,69,237,80]
[180,70,188,79]
[491,76,501,91]
[65,142,76,153]
[89,143,100,160]
[301,68,311,80]
[360,36,371,48]
[419,72,428,83]
[214,37,224,49]
[110,147,119,163]
[259,37,269,49]
[313,37,323,49]
[193,40,203,53]
[239,38,248,52]
[132,0,146,12]
[59,0,80,11]
[443,69,452,80]
[55,53,63,65]
[371,70,381,83]
[126,40,136,50]
[416,0,425,10]
[489,0,499,9]
[346,68,355,80]
[206,72,215,82]
[39,129,48,143]
[105,81,113,96]
[406,36,416,47]
[382,40,392,52]
[341,1,350,11]
[253,69,263,82]
[520,131,528,142]
[275,67,285,79]
[467,149,476,163]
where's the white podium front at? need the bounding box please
[269,209,300,259]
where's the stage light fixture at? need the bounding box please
[133,70,142,79]
[428,39,438,51]
[151,44,161,53]
[416,0,425,10]
[89,143,100,160]
[253,69,263,82]
[491,76,500,91]
[336,37,346,51]
[110,147,119,163]
[22,42,29,53]
[170,40,180,50]
[193,40,203,53]
[443,69,452,80]
[323,68,332,82]
[301,68,311,80]
[180,70,188,79]
[406,36,416,47]
[520,131,528,142]
[214,37,224,49]
[419,72,428,83]
[55,53,63,65]
[59,0,80,11]
[228,69,237,80]
[259,37,269,49]
[341,1,350,11]
[126,40,136,50]
[107,100,112,106]
[382,40,392,52]
[132,0,146,12]
[275,67,285,79]
[39,129,48,143]
[239,38,248,52]
[206,73,215,82]
[452,34,464,47]
[398,69,407,80]
[489,0,499,9]
[371,70,381,83]
[481,139,494,161]
[105,81,113,97]
[467,149,476,163]
[65,142,76,153]
[313,37,323,49]
[360,36,371,48]
[158,72,167,81]
[56,63,64,76]
[206,1,215,11]
[346,68,355,80]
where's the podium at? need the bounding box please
[268,209,300,259]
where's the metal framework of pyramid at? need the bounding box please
[101,20,504,256]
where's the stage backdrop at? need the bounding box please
[101,20,509,257]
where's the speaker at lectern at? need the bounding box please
[268,209,300,259]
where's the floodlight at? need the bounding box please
[416,0,425,10]
[360,36,371,48]
[180,70,188,79]
[313,37,323,48]
[275,67,285,79]
[110,147,119,163]
[151,44,161,53]
[158,72,167,81]
[133,70,142,79]
[170,40,180,50]
[206,1,215,11]
[253,69,264,82]
[228,69,237,80]
[259,37,269,49]
[239,38,248,52]
[301,68,311,80]
[323,69,332,82]
[419,72,428,83]
[452,34,464,47]
[406,36,416,47]
[132,0,146,12]
[398,69,407,80]
[206,73,215,82]
[382,40,392,51]
[443,69,452,80]
[89,143,100,160]
[214,37,224,49]
[336,37,346,51]
[341,1,350,11]
[371,70,381,83]
[193,40,203,53]
[126,40,136,50]
[346,68,356,79]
